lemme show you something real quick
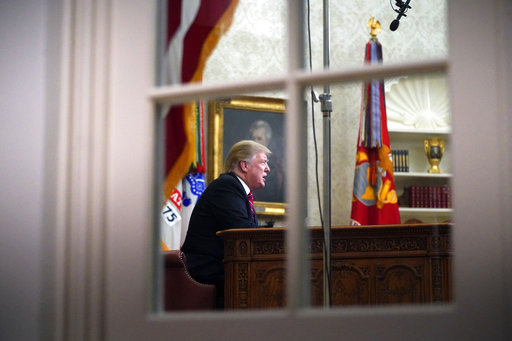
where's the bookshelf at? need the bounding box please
[389,129,452,223]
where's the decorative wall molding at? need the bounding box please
[386,74,451,130]
[52,0,112,339]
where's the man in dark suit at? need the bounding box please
[181,140,271,309]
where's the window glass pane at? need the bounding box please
[305,74,451,227]
[157,91,290,312]
[159,0,287,86]
[304,0,448,73]
[159,1,448,81]
[303,72,452,307]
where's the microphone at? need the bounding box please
[389,19,400,32]
[390,0,412,31]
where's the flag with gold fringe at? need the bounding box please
[350,31,401,226]
[161,0,239,250]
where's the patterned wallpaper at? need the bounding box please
[203,0,448,226]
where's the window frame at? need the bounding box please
[49,0,511,339]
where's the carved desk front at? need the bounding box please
[217,223,452,309]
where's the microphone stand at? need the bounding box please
[390,0,411,31]
[320,0,332,308]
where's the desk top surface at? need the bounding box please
[217,222,452,239]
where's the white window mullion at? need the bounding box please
[148,76,286,105]
[147,59,447,105]
[285,0,310,311]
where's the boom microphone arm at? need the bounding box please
[390,0,412,31]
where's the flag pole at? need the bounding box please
[319,0,332,308]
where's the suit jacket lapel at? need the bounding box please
[227,172,257,226]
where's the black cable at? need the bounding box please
[306,0,324,229]
[390,0,396,12]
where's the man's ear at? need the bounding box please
[239,160,248,173]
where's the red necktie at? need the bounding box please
[248,192,255,216]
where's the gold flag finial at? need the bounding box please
[368,17,381,38]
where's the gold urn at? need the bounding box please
[424,137,445,173]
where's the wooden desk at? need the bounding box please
[218,223,452,309]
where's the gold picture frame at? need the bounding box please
[207,96,286,216]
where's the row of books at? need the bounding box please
[392,149,409,172]
[398,185,452,209]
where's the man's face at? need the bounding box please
[251,128,268,146]
[243,152,270,191]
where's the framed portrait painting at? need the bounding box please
[207,96,286,216]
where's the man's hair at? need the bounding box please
[223,140,271,173]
